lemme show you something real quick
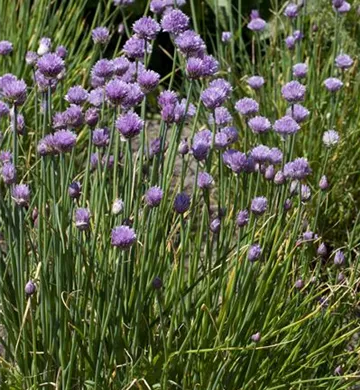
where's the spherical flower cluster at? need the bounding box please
[37,53,65,78]
[319,175,329,190]
[92,27,110,45]
[248,244,262,262]
[65,86,89,105]
[161,9,190,35]
[324,77,343,92]
[336,1,351,13]
[75,208,91,231]
[281,80,306,103]
[334,250,345,266]
[68,181,81,199]
[323,130,339,147]
[273,115,300,136]
[284,158,311,179]
[64,105,84,128]
[235,97,259,116]
[197,172,213,189]
[248,116,271,134]
[113,56,130,76]
[284,3,298,18]
[247,10,267,32]
[1,162,16,185]
[12,184,30,207]
[112,198,124,215]
[145,186,163,208]
[292,63,308,78]
[0,40,13,56]
[332,0,345,8]
[251,196,268,216]
[250,145,270,164]
[92,127,110,148]
[247,75,265,90]
[85,108,99,127]
[201,84,228,110]
[25,51,38,66]
[37,37,51,55]
[137,70,160,93]
[53,130,77,153]
[192,131,211,161]
[56,45,67,59]
[236,210,249,227]
[123,36,151,60]
[133,16,161,40]
[25,280,36,297]
[111,225,136,249]
[174,192,191,214]
[116,112,144,139]
[222,31,232,43]
[210,218,221,234]
[286,104,310,123]
[175,30,206,58]
[0,101,10,117]
[105,79,129,105]
[2,77,27,106]
[223,149,247,174]
[92,59,114,79]
[335,54,353,70]
[209,107,232,127]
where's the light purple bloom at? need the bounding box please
[2,78,27,106]
[237,210,249,227]
[88,88,106,107]
[248,116,271,134]
[222,31,232,43]
[332,0,344,8]
[64,104,84,128]
[0,101,10,117]
[197,172,213,189]
[25,280,36,296]
[293,30,303,41]
[85,108,99,127]
[91,59,114,79]
[235,98,259,116]
[335,54,353,70]
[92,27,110,45]
[281,81,306,103]
[137,69,160,93]
[319,175,329,190]
[268,147,283,165]
[69,181,81,199]
[247,15,267,32]
[133,16,161,40]
[264,165,275,180]
[247,75,265,90]
[337,1,351,13]
[301,184,311,202]
[273,115,300,136]
[324,77,343,92]
[251,196,268,215]
[209,107,232,127]
[25,51,38,66]
[284,3,298,18]
[274,171,285,185]
[37,53,65,78]
[223,149,247,174]
[53,130,77,153]
[174,192,191,214]
[55,45,67,59]
[292,63,308,78]
[251,332,261,342]
[201,87,227,110]
[113,56,130,76]
[317,243,328,257]
[248,244,262,261]
[92,127,110,147]
[0,41,13,56]
[286,104,310,123]
[65,86,89,105]
[285,35,296,50]
[334,250,345,266]
[210,218,221,234]
[105,79,129,105]
[178,138,189,155]
[37,37,51,55]
[12,184,30,207]
[175,30,206,58]
[145,186,163,208]
[122,82,144,108]
[116,112,144,139]
[0,151,12,164]
[1,162,16,185]
[111,225,137,249]
[284,158,311,179]
[75,208,91,231]
[323,130,339,147]
[161,9,190,35]
[250,145,270,163]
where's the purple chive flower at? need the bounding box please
[52,112,67,130]
[247,11,267,32]
[0,41,13,56]
[178,139,189,155]
[12,184,30,207]
[250,145,270,164]
[191,140,210,161]
[85,108,99,127]
[337,1,351,13]
[319,175,329,190]
[284,3,298,18]
[210,218,221,234]
[133,16,161,40]
[323,130,339,147]
[201,87,227,110]
[64,104,84,128]
[56,45,67,59]
[237,210,249,227]
[268,148,283,165]
[293,63,308,78]
[175,30,206,58]
[324,77,343,92]
[251,197,268,216]
[334,366,344,376]
[113,56,130,76]
[92,27,110,45]
[0,73,17,90]
[158,90,178,107]
[25,280,36,297]
[88,88,106,107]
[248,116,271,134]
[137,70,160,93]
[284,158,311,179]
[105,79,129,105]
[161,9,190,35]
[286,104,310,123]
[25,51,38,66]
[284,198,292,211]
[301,184,311,202]
[235,98,259,116]
[248,244,262,262]
[37,53,65,78]
[295,279,304,289]
[223,150,247,174]
[112,198,124,215]
[122,82,144,108]
[197,172,213,189]
[247,75,265,90]
[334,250,345,266]
[37,134,55,156]
[332,0,345,8]
[75,208,91,231]
[209,78,233,95]
[53,130,77,153]
[116,112,143,139]
[317,243,328,257]
[222,126,238,144]
[186,57,205,79]
[335,54,353,70]
[251,332,261,343]
[215,131,230,149]
[0,101,9,118]
[1,162,16,185]
[92,127,110,147]
[285,35,296,50]
[293,30,303,41]
[222,31,232,43]
[69,181,81,199]
[145,186,163,208]
[0,151,12,164]
[265,165,275,180]
[199,55,219,77]
[92,59,114,79]
[34,70,57,92]
[174,192,191,214]
[123,36,151,60]
[209,107,232,127]
[111,226,136,249]
[37,37,51,55]
[2,78,27,106]
[274,171,285,185]
[152,276,163,289]
[65,86,89,105]
[281,81,306,103]
[273,115,300,136]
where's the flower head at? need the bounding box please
[112,225,136,249]
[286,104,309,123]
[323,130,339,147]
[281,80,306,103]
[273,115,300,136]
[292,63,308,78]
[133,16,161,40]
[75,208,91,231]
[251,196,268,215]
[174,192,191,214]
[92,27,110,45]
[324,77,343,92]
[2,77,27,106]
[53,130,77,153]
[223,149,247,174]
[222,31,232,43]
[68,181,81,199]
[237,210,249,227]
[284,3,298,18]
[65,86,89,105]
[1,162,16,185]
[197,172,213,189]
[284,158,311,179]
[334,250,345,266]
[12,184,30,207]
[335,54,353,70]
[145,186,163,208]
[0,40,13,56]
[112,198,124,215]
[25,280,36,296]
[161,9,190,35]
[37,53,65,78]
[248,116,271,134]
[92,59,114,79]
[247,75,265,90]
[175,30,206,58]
[105,79,129,105]
[137,69,160,93]
[235,98,259,116]
[248,244,262,261]
[92,127,110,147]
[116,112,144,139]
[0,100,10,117]
[37,37,51,55]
